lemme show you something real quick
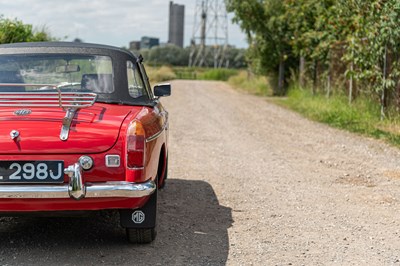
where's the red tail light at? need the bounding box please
[127,121,146,168]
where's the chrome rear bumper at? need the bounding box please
[0,180,156,199]
[0,163,156,200]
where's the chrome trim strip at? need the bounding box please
[0,180,156,199]
[146,128,164,143]
[146,122,168,143]
[86,181,155,198]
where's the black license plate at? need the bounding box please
[0,161,64,183]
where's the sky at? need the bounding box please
[0,0,248,49]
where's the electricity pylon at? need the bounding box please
[189,0,229,68]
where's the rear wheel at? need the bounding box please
[126,227,156,244]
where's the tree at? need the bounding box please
[227,0,400,118]
[284,0,335,88]
[0,16,53,44]
[134,45,190,67]
[226,0,295,95]
[353,0,400,118]
[136,45,246,68]
[225,0,268,74]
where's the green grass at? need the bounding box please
[174,67,239,81]
[197,68,238,81]
[147,66,239,83]
[274,87,400,147]
[174,67,198,80]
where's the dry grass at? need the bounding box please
[228,71,271,96]
[146,65,176,84]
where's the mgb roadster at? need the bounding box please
[0,42,170,244]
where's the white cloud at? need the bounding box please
[0,0,247,48]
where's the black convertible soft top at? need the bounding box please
[0,42,153,106]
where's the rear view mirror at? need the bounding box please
[56,64,80,73]
[154,83,171,97]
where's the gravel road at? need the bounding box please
[2,80,400,265]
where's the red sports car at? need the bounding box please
[0,42,170,244]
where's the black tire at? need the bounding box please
[159,156,168,189]
[126,227,156,244]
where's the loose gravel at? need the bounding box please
[2,80,400,265]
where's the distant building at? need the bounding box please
[168,1,185,48]
[140,36,159,49]
[129,41,141,51]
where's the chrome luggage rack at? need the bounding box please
[0,83,98,141]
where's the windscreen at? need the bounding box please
[0,54,114,93]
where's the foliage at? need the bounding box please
[0,16,53,44]
[134,45,246,69]
[227,0,400,118]
[223,47,247,68]
[140,45,190,67]
[226,0,289,74]
[344,1,400,94]
[287,0,335,60]
[227,0,301,95]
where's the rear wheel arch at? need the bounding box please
[157,144,168,189]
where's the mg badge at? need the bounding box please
[14,109,32,116]
[132,210,145,224]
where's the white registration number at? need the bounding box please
[0,161,64,183]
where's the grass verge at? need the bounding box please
[197,68,238,81]
[146,65,176,84]
[228,71,271,96]
[274,87,400,147]
[147,66,239,83]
